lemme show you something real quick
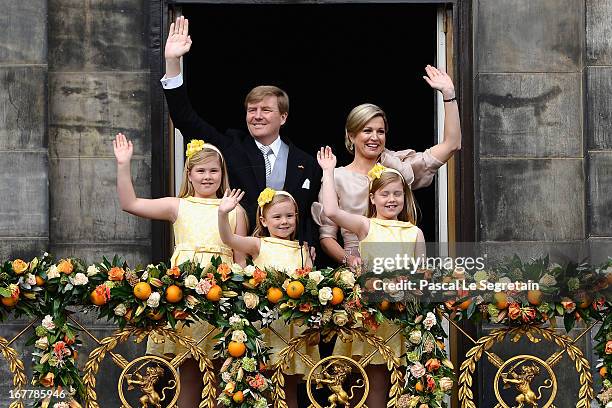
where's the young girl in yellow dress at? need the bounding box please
[317,145,425,408]
[113,133,248,407]
[218,187,319,408]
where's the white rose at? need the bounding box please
[318,287,333,305]
[244,292,260,309]
[282,279,290,291]
[147,292,161,308]
[423,312,437,330]
[231,330,247,343]
[86,265,100,276]
[229,314,242,326]
[498,277,511,284]
[439,377,453,392]
[26,274,37,286]
[408,330,422,345]
[231,263,244,274]
[538,273,557,287]
[53,403,70,408]
[244,265,256,277]
[70,272,89,286]
[184,275,199,289]
[35,336,49,350]
[332,311,349,327]
[47,265,60,279]
[42,315,55,331]
[339,270,356,286]
[114,303,127,316]
[409,362,426,378]
[308,270,324,285]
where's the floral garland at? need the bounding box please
[0,253,610,408]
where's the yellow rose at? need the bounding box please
[40,372,54,388]
[257,187,276,207]
[11,259,28,275]
[108,267,125,281]
[186,139,206,158]
[367,163,386,180]
[57,259,74,274]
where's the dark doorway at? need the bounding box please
[181,3,438,241]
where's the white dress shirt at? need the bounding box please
[254,136,282,171]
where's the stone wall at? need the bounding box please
[474,0,612,405]
[0,1,152,405]
[0,1,49,261]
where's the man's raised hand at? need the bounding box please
[165,16,192,60]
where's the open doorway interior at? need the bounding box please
[178,3,438,241]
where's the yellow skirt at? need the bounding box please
[333,320,405,365]
[262,320,320,378]
[146,321,221,358]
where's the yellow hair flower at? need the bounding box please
[367,163,386,180]
[186,139,206,159]
[257,188,276,207]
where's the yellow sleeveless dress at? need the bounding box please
[147,197,237,357]
[333,218,420,365]
[254,237,320,377]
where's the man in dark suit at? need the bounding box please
[162,16,321,247]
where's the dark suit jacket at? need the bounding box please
[164,84,321,246]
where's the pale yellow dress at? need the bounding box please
[254,237,321,377]
[333,218,421,365]
[147,196,238,358]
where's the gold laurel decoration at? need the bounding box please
[83,326,216,408]
[270,327,402,408]
[0,336,26,408]
[458,325,593,408]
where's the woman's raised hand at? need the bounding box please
[165,16,192,60]
[219,189,245,214]
[113,133,133,165]
[423,65,455,99]
[317,146,337,171]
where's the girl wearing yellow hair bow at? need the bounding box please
[114,133,248,407]
[218,187,317,408]
[318,145,425,408]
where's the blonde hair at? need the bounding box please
[253,194,299,240]
[177,147,229,198]
[344,103,389,154]
[245,85,289,115]
[367,172,418,224]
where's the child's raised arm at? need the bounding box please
[317,146,369,241]
[114,133,178,222]
[218,189,260,257]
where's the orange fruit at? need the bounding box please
[379,300,391,311]
[165,285,183,303]
[286,281,305,299]
[90,290,107,306]
[415,381,424,392]
[35,276,45,286]
[527,290,542,306]
[606,273,612,285]
[232,391,244,403]
[458,298,473,311]
[267,287,283,304]
[206,285,223,302]
[228,341,246,358]
[133,282,152,300]
[330,287,344,305]
[1,296,18,307]
[494,292,508,309]
[600,366,608,377]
